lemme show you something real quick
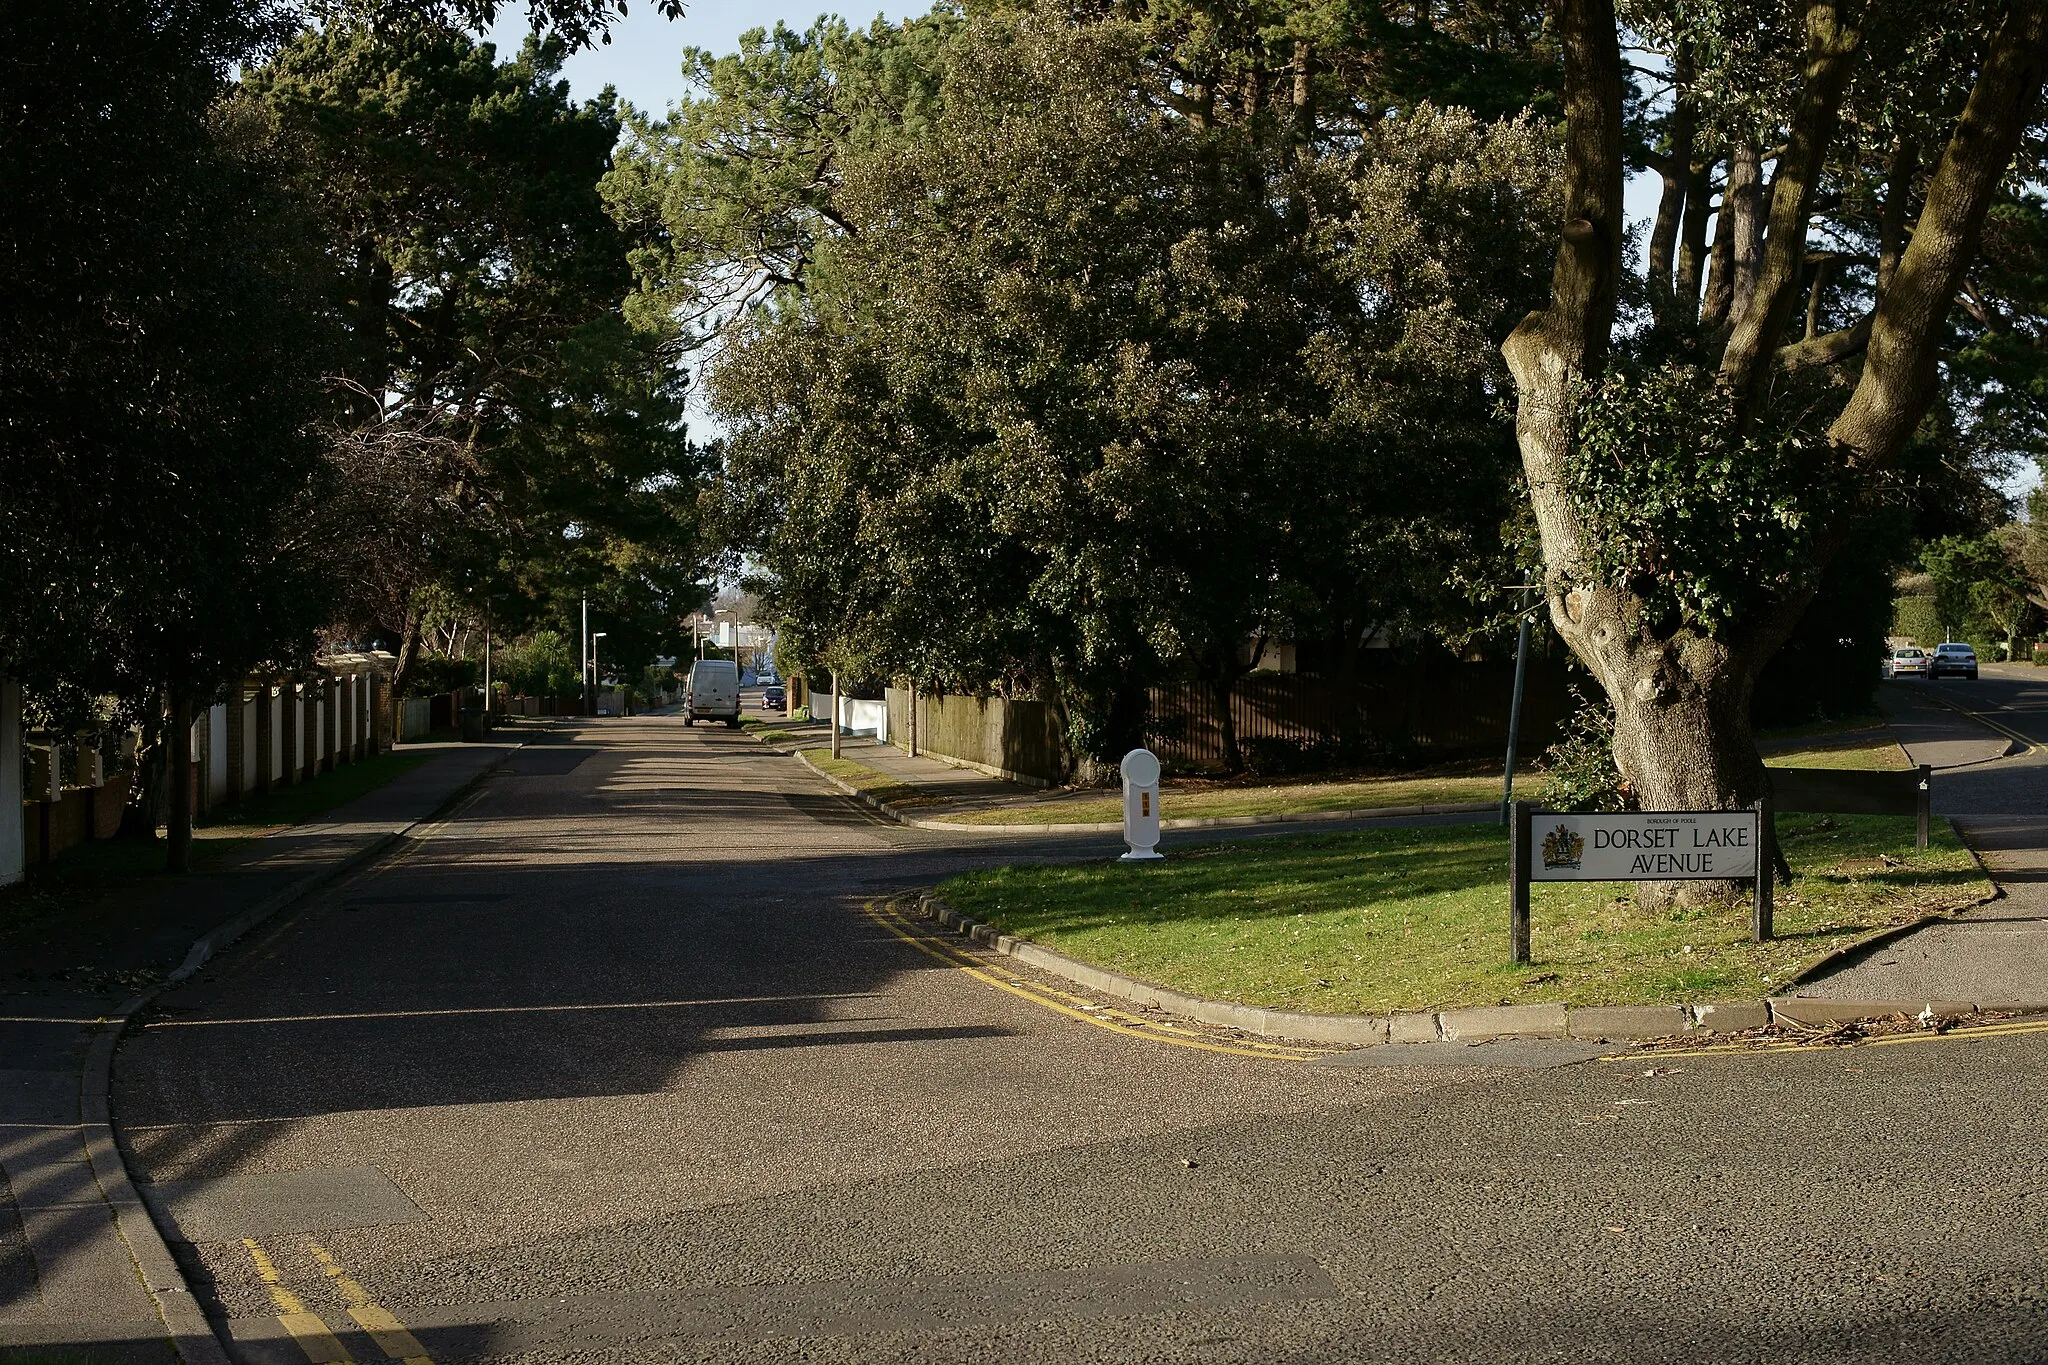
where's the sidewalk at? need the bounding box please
[1799,679,2048,1003]
[0,740,514,1362]
[767,721,1051,809]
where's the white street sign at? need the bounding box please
[1530,810,1758,881]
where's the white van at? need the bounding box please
[684,659,742,727]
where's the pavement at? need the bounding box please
[34,710,2045,1363]
[1800,668,2048,1002]
[0,737,514,1362]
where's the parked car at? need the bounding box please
[762,684,786,711]
[1887,646,1930,679]
[1931,642,1980,680]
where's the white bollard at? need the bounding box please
[1119,747,1164,862]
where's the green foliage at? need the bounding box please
[493,630,578,697]
[1892,594,1943,648]
[630,10,1562,771]
[1921,532,2038,656]
[1566,364,1838,634]
[252,21,706,683]
[0,0,337,717]
[1536,688,1629,813]
[1752,507,1907,726]
[401,656,478,697]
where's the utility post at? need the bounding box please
[581,596,590,717]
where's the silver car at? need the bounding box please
[1931,642,1979,680]
[1887,647,1929,679]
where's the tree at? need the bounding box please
[623,7,1567,778]
[0,0,341,869]
[251,20,705,712]
[1502,0,2048,902]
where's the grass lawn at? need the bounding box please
[938,813,1990,1014]
[934,771,1502,826]
[801,748,945,808]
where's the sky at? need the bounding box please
[486,1,929,113]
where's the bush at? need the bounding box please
[1536,688,1629,813]
[403,655,476,697]
[1891,594,1941,648]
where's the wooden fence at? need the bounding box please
[1144,661,1575,773]
[885,687,1065,787]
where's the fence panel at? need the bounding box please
[892,689,1064,786]
[1146,661,1574,773]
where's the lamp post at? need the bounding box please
[581,597,590,717]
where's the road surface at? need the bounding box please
[108,716,2048,1363]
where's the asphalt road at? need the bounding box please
[110,715,2048,1363]
[1807,669,2048,1002]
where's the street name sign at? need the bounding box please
[1531,811,1758,881]
[1507,802,1773,964]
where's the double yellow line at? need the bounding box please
[1924,686,2039,755]
[862,898,1336,1062]
[1604,1013,2048,1060]
[244,1238,433,1364]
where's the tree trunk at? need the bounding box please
[1674,154,1717,318]
[1646,45,1694,320]
[1722,141,1766,332]
[166,694,193,873]
[388,602,422,743]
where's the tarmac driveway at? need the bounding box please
[109,715,2048,1363]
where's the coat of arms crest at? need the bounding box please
[1541,821,1584,870]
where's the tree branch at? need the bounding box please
[1647,42,1696,324]
[1777,310,1871,371]
[1832,0,2048,467]
[1720,2,1865,404]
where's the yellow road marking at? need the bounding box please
[244,1239,354,1363]
[1923,689,2038,754]
[862,899,1332,1061]
[1599,1015,2048,1060]
[307,1240,435,1364]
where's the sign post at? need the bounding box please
[1514,805,1770,960]
[1752,798,1773,943]
[1509,801,1532,964]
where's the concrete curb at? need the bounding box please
[764,726,1502,834]
[85,747,514,1363]
[906,892,2047,1048]
[791,748,916,825]
[907,801,1497,834]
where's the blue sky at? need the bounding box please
[487,2,930,112]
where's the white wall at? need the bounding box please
[241,692,258,791]
[0,679,21,887]
[206,702,228,803]
[838,695,888,743]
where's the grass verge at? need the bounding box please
[1763,738,1911,771]
[933,772,1501,826]
[938,814,1990,1014]
[801,748,945,809]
